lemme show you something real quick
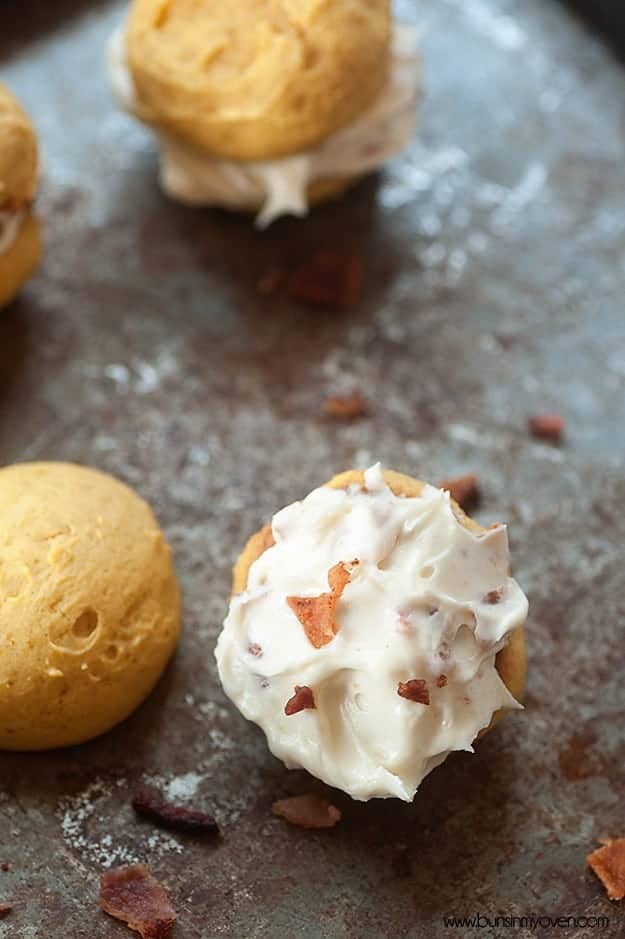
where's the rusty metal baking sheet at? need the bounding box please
[1,0,625,936]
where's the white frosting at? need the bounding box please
[0,209,24,256]
[216,465,528,801]
[108,24,422,227]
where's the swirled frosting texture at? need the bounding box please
[216,465,528,801]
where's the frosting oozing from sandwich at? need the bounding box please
[216,464,528,801]
[108,24,421,227]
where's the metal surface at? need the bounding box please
[1,1,625,936]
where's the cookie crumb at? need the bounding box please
[272,794,341,829]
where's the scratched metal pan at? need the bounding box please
[1,1,624,936]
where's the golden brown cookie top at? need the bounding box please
[0,462,181,750]
[126,0,391,160]
[0,83,38,209]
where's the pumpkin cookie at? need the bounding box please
[217,465,527,801]
[0,462,181,750]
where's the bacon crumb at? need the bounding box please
[287,250,363,310]
[0,904,11,919]
[439,474,480,512]
[285,685,316,716]
[397,679,430,705]
[483,587,505,605]
[286,593,336,648]
[587,838,625,900]
[248,643,263,657]
[100,865,175,939]
[272,794,341,829]
[287,560,358,648]
[528,413,564,443]
[327,560,358,595]
[132,788,219,836]
[256,268,284,297]
[435,674,448,688]
[324,390,368,420]
[0,863,8,872]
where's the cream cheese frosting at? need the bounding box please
[108,23,421,227]
[0,209,25,256]
[216,465,528,802]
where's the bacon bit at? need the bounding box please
[528,413,564,443]
[132,788,219,836]
[0,863,8,872]
[286,593,336,648]
[287,560,358,648]
[397,679,430,705]
[324,390,368,420]
[285,685,316,716]
[256,267,284,297]
[100,865,176,939]
[558,729,604,781]
[587,838,625,900]
[439,473,480,512]
[483,587,505,605]
[0,904,12,919]
[435,674,448,688]
[272,794,341,829]
[287,250,363,309]
[248,643,263,657]
[327,560,357,595]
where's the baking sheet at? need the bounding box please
[1,0,625,936]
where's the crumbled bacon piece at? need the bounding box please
[285,685,316,716]
[287,250,363,309]
[558,729,604,781]
[0,904,12,919]
[272,794,341,829]
[287,561,358,648]
[248,643,263,657]
[100,865,175,939]
[287,593,336,648]
[439,474,480,512]
[256,268,284,297]
[327,560,357,595]
[324,390,368,420]
[528,413,564,443]
[587,838,625,900]
[0,863,8,872]
[435,674,448,688]
[132,788,219,836]
[397,679,430,705]
[483,587,505,605]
